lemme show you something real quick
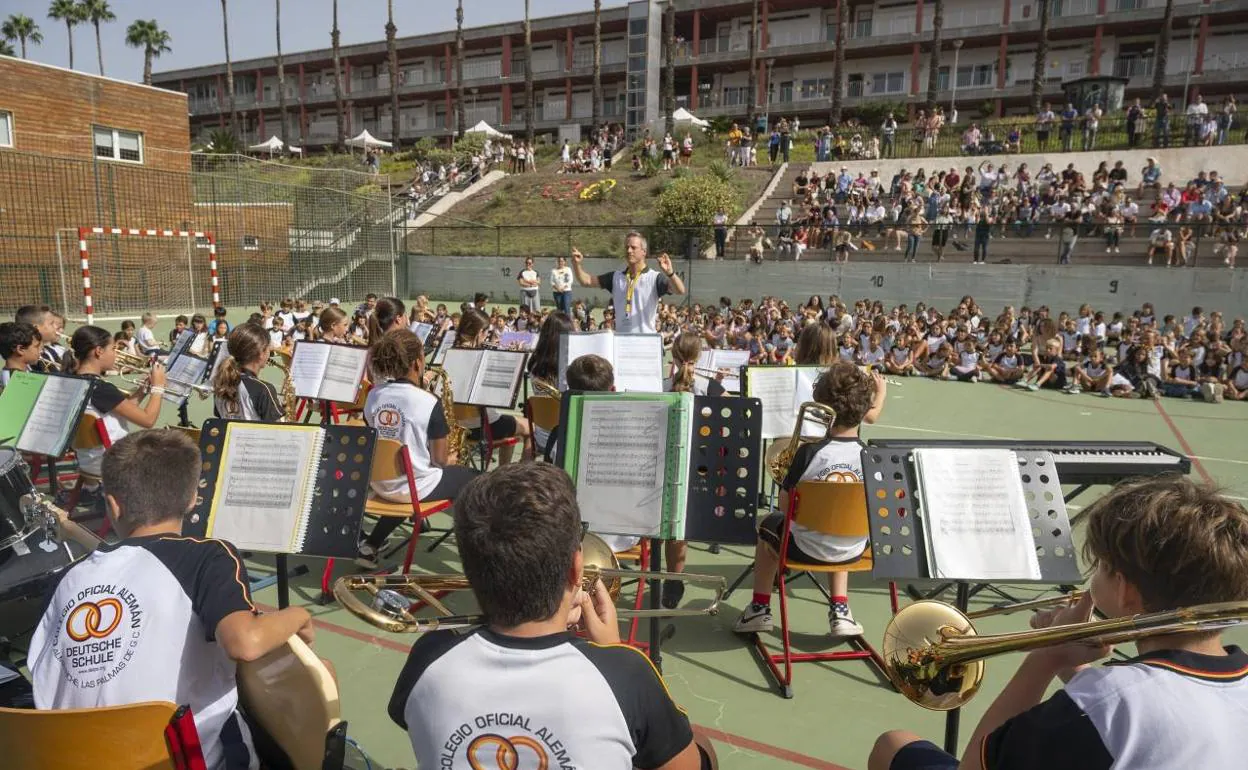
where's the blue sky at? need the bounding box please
[3,1,623,80]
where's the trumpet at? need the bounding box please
[334,531,726,633]
[113,347,153,374]
[530,376,561,398]
[765,401,837,485]
[693,367,734,380]
[118,370,213,399]
[882,598,1248,711]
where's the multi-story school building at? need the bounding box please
[151,0,1248,148]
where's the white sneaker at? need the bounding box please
[970,373,980,383]
[1066,385,1082,395]
[1105,247,1111,253]
[828,607,865,640]
[1114,247,1120,253]
[734,603,774,633]
[1027,383,1040,392]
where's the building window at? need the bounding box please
[242,235,260,251]
[93,126,144,163]
[871,72,905,94]
[0,111,12,148]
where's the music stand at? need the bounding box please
[185,419,378,609]
[862,445,1082,755]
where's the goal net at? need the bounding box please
[55,227,221,324]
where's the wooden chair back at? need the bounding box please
[237,636,342,770]
[0,701,179,770]
[72,413,105,450]
[527,395,561,432]
[368,437,408,484]
[790,481,870,539]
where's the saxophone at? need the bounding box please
[425,367,468,463]
[266,350,299,421]
[765,402,838,485]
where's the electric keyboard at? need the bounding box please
[865,440,1190,486]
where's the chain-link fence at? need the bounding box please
[0,150,398,319]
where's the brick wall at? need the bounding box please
[0,57,190,172]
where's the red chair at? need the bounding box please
[319,438,451,599]
[524,394,561,459]
[751,480,896,698]
[455,405,520,471]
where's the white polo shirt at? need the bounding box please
[596,267,673,335]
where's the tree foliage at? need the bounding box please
[653,174,739,253]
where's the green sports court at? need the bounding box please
[16,308,1244,770]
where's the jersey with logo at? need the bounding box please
[366,380,449,501]
[780,437,868,563]
[390,627,692,770]
[213,370,283,422]
[75,376,129,476]
[30,536,258,770]
[596,268,672,335]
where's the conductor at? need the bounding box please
[571,231,686,334]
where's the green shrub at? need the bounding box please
[652,174,739,254]
[708,160,735,183]
[641,155,663,178]
[672,166,691,179]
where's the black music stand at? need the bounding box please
[185,419,377,609]
[862,445,1082,755]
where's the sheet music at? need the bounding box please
[559,332,615,390]
[290,342,330,399]
[409,321,434,342]
[748,368,799,439]
[19,375,91,457]
[431,331,455,366]
[612,334,664,393]
[209,425,321,553]
[209,339,231,380]
[468,350,525,407]
[163,353,209,405]
[575,400,669,536]
[319,345,368,402]
[793,367,826,439]
[698,349,750,394]
[167,329,195,363]
[913,448,1042,581]
[440,349,482,404]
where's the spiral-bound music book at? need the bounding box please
[186,420,376,556]
[557,392,694,540]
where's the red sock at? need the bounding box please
[751,592,771,607]
[832,595,848,604]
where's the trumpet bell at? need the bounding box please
[882,600,985,711]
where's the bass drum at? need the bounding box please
[0,448,39,567]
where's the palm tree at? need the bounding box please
[220,0,238,136]
[2,14,44,59]
[455,0,465,139]
[746,0,758,131]
[1153,0,1175,102]
[79,0,115,76]
[591,0,602,132]
[385,0,400,148]
[663,0,675,136]
[830,0,846,124]
[925,0,944,111]
[48,0,83,69]
[276,0,290,147]
[524,0,534,144]
[1030,0,1051,113]
[331,0,346,151]
[124,19,171,86]
[0,40,14,57]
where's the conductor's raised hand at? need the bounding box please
[656,251,674,274]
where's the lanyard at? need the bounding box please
[623,268,644,316]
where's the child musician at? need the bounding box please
[212,322,284,422]
[735,362,887,640]
[356,329,480,570]
[0,321,42,390]
[30,430,315,770]
[15,305,64,372]
[452,308,532,465]
[869,476,1248,770]
[65,327,166,509]
[316,306,350,344]
[388,462,713,770]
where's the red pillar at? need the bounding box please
[999,35,1009,87]
[761,0,769,48]
[1092,26,1103,75]
[690,65,699,110]
[692,9,701,55]
[502,35,512,77]
[1195,13,1210,75]
[911,0,925,96]
[566,28,573,70]
[566,77,573,120]
[1096,0,1107,14]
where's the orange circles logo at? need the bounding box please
[65,598,124,642]
[375,408,402,428]
[466,734,549,770]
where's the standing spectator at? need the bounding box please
[1219,95,1237,145]
[517,257,541,313]
[1153,93,1172,147]
[1035,102,1055,151]
[972,211,992,264]
[713,208,729,259]
[768,126,781,165]
[1059,211,1080,265]
[1126,97,1145,148]
[1185,94,1208,146]
[778,117,792,163]
[881,113,898,159]
[1059,102,1078,151]
[549,256,573,315]
[1082,103,1102,150]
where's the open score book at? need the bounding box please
[290,341,369,404]
[0,371,94,457]
[558,331,664,393]
[558,392,695,540]
[439,348,528,408]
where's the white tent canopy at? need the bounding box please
[464,120,508,138]
[249,135,285,153]
[346,129,393,149]
[672,108,710,128]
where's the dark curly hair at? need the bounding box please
[813,361,876,428]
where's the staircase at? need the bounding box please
[750,163,813,227]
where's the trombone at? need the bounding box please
[965,591,1088,620]
[882,598,1248,711]
[334,532,726,633]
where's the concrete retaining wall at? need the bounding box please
[402,255,1248,317]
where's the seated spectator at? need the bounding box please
[1148,227,1175,266]
[1139,158,1163,195]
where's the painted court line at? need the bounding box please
[1151,400,1213,484]
[262,603,850,770]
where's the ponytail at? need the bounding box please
[367,297,406,343]
[214,322,269,405]
[213,355,244,414]
[64,326,112,374]
[669,332,702,394]
[370,329,424,381]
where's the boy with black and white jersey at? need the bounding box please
[388,462,714,770]
[29,430,315,770]
[734,362,887,640]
